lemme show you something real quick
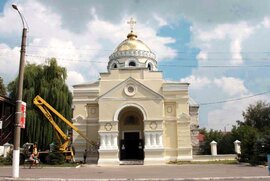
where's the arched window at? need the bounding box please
[147,63,152,70]
[112,63,117,69]
[129,61,136,67]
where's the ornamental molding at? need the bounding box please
[104,123,113,131]
[109,50,156,61]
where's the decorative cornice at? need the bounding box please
[109,50,156,61]
[162,83,189,92]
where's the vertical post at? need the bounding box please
[210,140,217,156]
[12,27,27,178]
[234,140,241,154]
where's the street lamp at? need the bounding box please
[12,4,27,178]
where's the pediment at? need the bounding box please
[98,77,163,100]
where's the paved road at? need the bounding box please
[0,164,269,180]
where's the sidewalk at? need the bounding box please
[0,163,269,180]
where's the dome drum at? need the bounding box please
[109,50,156,62]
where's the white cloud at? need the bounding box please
[196,51,208,61]
[207,94,269,130]
[262,17,270,28]
[67,71,85,90]
[0,43,20,83]
[181,75,211,90]
[193,22,254,65]
[0,0,177,86]
[214,77,248,96]
[153,14,168,27]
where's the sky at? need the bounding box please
[1,0,270,130]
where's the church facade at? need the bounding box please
[72,23,199,164]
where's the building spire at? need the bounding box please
[127,18,137,39]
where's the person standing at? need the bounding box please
[83,149,88,164]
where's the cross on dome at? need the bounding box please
[127,18,136,32]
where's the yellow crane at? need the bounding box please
[33,95,94,161]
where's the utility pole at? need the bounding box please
[12,4,27,178]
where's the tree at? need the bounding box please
[199,129,236,155]
[233,101,270,165]
[0,77,7,96]
[231,124,259,164]
[8,58,72,149]
[242,101,270,132]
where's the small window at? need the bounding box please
[129,61,136,67]
[112,63,117,69]
[148,63,152,70]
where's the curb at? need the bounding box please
[2,176,270,181]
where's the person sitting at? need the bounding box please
[29,153,39,168]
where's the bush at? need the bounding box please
[46,152,65,165]
[0,151,13,165]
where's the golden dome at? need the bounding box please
[113,31,151,53]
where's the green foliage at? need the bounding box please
[199,129,235,155]
[242,101,270,132]
[231,124,259,163]
[232,101,270,165]
[46,152,65,165]
[0,77,7,96]
[0,150,13,165]
[7,58,72,150]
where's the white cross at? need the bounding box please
[127,18,136,32]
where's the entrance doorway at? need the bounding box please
[118,106,144,161]
[120,131,144,160]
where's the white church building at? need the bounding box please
[72,19,199,165]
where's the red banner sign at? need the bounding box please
[20,101,26,128]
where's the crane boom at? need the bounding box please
[33,95,94,153]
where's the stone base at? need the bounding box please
[98,149,119,165]
[177,147,192,161]
[177,155,193,161]
[144,148,165,165]
[164,156,177,163]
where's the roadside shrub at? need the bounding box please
[1,150,13,165]
[46,152,65,165]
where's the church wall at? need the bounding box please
[72,101,100,162]
[163,120,178,161]
[99,99,163,121]
[99,69,163,95]
[73,104,87,118]
[162,84,192,161]
[163,102,178,161]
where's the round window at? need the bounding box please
[124,84,137,96]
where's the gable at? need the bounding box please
[98,77,163,101]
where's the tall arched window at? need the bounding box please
[147,63,153,70]
[112,63,117,69]
[147,63,152,70]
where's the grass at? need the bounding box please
[169,160,239,165]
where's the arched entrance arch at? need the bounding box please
[116,104,145,161]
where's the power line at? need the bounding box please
[25,54,270,68]
[199,90,270,106]
[159,65,270,68]
[25,45,270,54]
[25,51,270,61]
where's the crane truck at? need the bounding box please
[32,95,95,162]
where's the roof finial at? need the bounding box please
[127,17,136,32]
[127,18,137,39]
